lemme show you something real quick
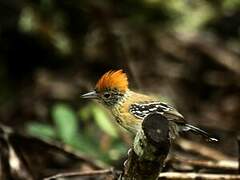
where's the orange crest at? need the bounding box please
[95,70,128,92]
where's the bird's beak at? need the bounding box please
[81,91,98,99]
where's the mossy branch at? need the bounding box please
[122,113,170,180]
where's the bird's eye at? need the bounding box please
[103,92,111,98]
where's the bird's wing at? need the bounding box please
[129,102,218,142]
[129,102,186,124]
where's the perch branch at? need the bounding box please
[122,113,170,180]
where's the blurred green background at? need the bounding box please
[0,0,240,166]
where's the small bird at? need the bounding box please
[81,70,218,142]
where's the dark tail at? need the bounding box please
[184,124,218,142]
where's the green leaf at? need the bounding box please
[71,134,99,155]
[52,103,78,144]
[26,122,56,140]
[78,105,92,121]
[91,105,118,138]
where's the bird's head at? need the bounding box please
[81,70,129,107]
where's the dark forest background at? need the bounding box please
[0,0,240,179]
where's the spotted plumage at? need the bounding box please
[129,102,174,119]
[81,69,218,142]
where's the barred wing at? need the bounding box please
[129,102,218,142]
[129,102,185,124]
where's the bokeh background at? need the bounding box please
[0,0,240,177]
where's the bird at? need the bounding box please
[81,69,218,142]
